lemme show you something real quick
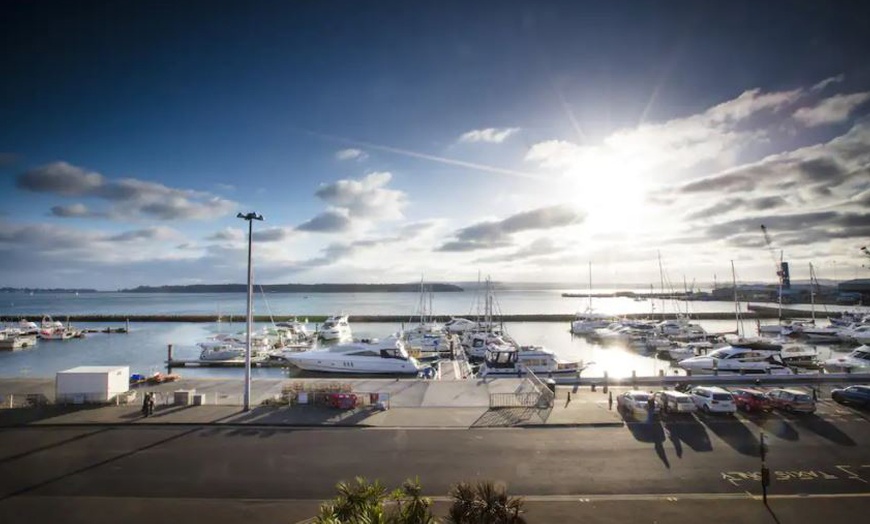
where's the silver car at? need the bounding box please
[616,391,660,417]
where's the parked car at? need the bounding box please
[766,388,816,413]
[654,390,697,414]
[730,388,771,413]
[616,391,659,417]
[831,385,870,407]
[690,386,737,414]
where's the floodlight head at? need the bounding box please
[237,212,264,221]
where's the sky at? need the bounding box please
[1,0,869,289]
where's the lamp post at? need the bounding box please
[237,212,264,411]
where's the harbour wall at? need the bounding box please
[11,308,838,323]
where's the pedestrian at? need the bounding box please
[141,392,150,417]
[647,395,655,420]
[146,392,155,416]
[608,391,613,410]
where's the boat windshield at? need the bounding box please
[707,349,732,359]
[854,351,870,360]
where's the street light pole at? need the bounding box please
[237,212,264,411]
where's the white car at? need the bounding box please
[690,386,737,414]
[616,391,660,417]
[654,390,697,414]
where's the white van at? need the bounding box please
[654,390,697,414]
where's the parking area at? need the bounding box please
[611,384,870,425]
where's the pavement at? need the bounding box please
[0,415,868,523]
[0,378,624,428]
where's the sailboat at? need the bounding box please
[570,262,614,335]
[462,276,517,361]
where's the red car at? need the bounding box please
[730,388,771,412]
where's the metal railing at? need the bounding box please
[489,392,544,408]
[552,372,870,388]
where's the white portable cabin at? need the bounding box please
[56,366,130,404]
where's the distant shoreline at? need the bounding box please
[1,283,464,294]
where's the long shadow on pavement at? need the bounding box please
[0,427,113,465]
[0,404,106,427]
[0,410,240,502]
[739,411,799,442]
[698,413,760,456]
[662,414,712,457]
[792,413,856,446]
[623,412,670,469]
[226,405,376,426]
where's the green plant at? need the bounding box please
[446,481,526,524]
[315,476,436,524]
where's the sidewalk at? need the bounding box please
[0,378,626,429]
[0,390,622,429]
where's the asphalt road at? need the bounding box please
[0,400,868,522]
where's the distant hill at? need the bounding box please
[0,287,98,293]
[120,283,464,293]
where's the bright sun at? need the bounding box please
[558,152,651,234]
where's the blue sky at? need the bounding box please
[2,1,869,289]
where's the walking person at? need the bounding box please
[141,392,151,417]
[647,394,655,422]
[146,392,155,416]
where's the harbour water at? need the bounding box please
[0,291,862,380]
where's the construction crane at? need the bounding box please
[760,225,783,284]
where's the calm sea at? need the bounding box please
[0,290,858,379]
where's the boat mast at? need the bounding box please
[658,251,666,319]
[809,262,816,323]
[587,261,593,312]
[731,260,743,337]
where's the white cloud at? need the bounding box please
[17,161,238,221]
[527,86,805,179]
[811,74,844,92]
[335,148,368,161]
[314,172,406,220]
[458,127,520,144]
[793,92,870,127]
[207,227,245,242]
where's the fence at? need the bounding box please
[488,367,554,409]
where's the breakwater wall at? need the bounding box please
[12,310,835,323]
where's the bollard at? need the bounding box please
[631,370,637,387]
[608,391,613,410]
[591,383,596,392]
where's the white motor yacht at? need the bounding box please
[199,342,246,361]
[571,310,615,335]
[283,337,423,375]
[822,346,870,373]
[678,346,794,375]
[464,332,515,361]
[656,318,708,341]
[477,345,585,377]
[444,318,478,334]
[319,314,352,341]
[801,326,842,343]
[837,324,870,345]
[0,332,38,351]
